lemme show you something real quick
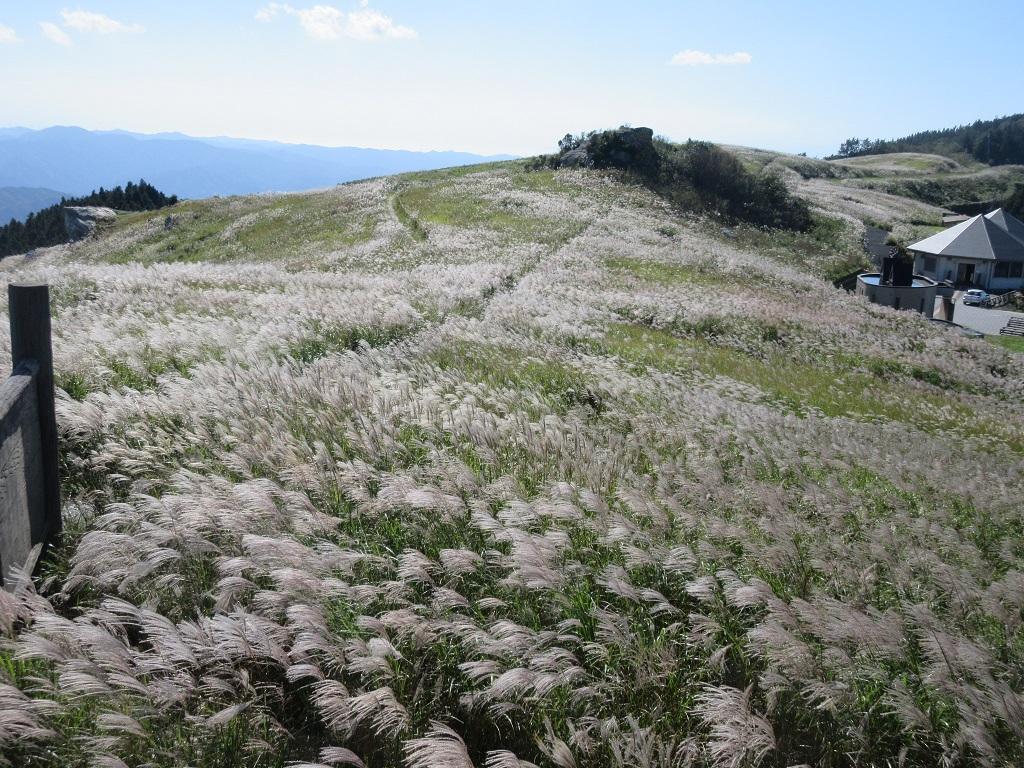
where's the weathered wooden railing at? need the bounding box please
[987,290,1022,309]
[0,284,60,587]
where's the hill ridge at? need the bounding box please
[834,113,1024,166]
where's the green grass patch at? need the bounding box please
[56,371,91,400]
[396,185,582,245]
[599,323,1023,450]
[102,195,377,264]
[428,340,603,415]
[104,203,237,264]
[393,194,428,241]
[900,157,950,172]
[605,255,720,286]
[234,201,376,255]
[727,212,868,280]
[988,334,1024,354]
[288,321,419,364]
[102,350,198,392]
[512,168,577,195]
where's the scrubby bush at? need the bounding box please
[558,132,589,154]
[588,127,660,178]
[541,127,812,231]
[1006,183,1024,218]
[657,139,812,230]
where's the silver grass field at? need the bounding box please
[1,161,1023,767]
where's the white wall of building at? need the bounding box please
[912,253,1024,290]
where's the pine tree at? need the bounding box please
[0,179,179,258]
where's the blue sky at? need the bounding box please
[0,1,1021,156]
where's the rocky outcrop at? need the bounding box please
[63,206,117,241]
[558,148,592,168]
[557,127,656,170]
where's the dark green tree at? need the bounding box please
[833,114,1024,165]
[1006,184,1024,219]
[0,180,178,258]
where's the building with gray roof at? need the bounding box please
[909,208,1024,290]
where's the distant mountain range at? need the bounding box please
[0,186,68,224]
[0,127,516,216]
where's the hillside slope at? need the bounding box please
[732,142,1024,215]
[1,161,1022,767]
[837,161,1024,210]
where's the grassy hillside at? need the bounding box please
[839,163,1024,210]
[725,147,947,244]
[834,152,971,176]
[734,144,1024,216]
[1,159,1023,768]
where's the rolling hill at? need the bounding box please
[731,144,1024,213]
[833,154,1024,211]
[0,126,516,200]
[0,148,1021,767]
[835,113,1024,166]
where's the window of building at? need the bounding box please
[995,262,1011,278]
[1012,262,1024,278]
[924,256,937,273]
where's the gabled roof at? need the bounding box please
[909,212,1024,262]
[985,207,1024,247]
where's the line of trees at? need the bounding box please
[0,180,177,258]
[835,138,885,158]
[833,114,1024,166]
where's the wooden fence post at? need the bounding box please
[8,283,60,547]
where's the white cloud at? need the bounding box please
[344,8,415,40]
[255,3,285,22]
[0,24,18,44]
[670,50,752,66]
[295,5,346,40]
[40,21,72,46]
[256,3,416,41]
[60,10,144,34]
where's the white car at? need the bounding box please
[962,289,990,306]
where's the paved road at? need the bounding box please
[939,295,1024,335]
[863,227,891,267]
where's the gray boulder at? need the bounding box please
[64,206,117,241]
[594,126,656,168]
[557,126,656,170]
[558,148,592,168]
[614,126,655,150]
